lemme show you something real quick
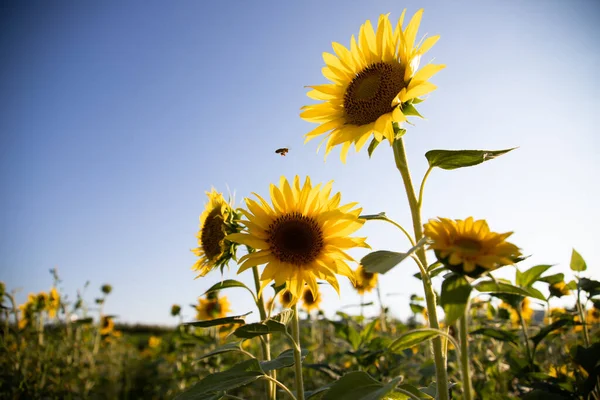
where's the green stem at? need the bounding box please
[261,375,298,400]
[291,304,305,400]
[418,166,434,209]
[393,137,449,400]
[576,285,590,347]
[459,309,474,400]
[517,308,534,368]
[360,214,416,246]
[252,266,275,400]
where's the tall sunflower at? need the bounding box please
[301,10,444,162]
[302,285,322,312]
[47,287,60,318]
[227,176,369,304]
[352,265,378,295]
[424,217,522,278]
[192,189,241,277]
[195,293,232,320]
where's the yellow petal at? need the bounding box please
[403,81,437,101]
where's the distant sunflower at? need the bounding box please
[279,290,294,308]
[100,316,115,336]
[549,281,571,298]
[302,285,322,312]
[195,293,232,320]
[148,336,162,349]
[192,189,241,277]
[301,10,444,162]
[47,287,60,318]
[228,176,368,304]
[424,217,522,278]
[352,265,378,295]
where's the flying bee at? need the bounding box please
[275,147,289,156]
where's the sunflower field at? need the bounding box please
[1,8,599,400]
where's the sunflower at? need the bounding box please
[549,281,571,298]
[227,176,369,304]
[100,316,115,336]
[279,290,294,308]
[148,336,162,349]
[192,189,241,277]
[195,293,232,320]
[302,285,322,312]
[424,217,522,278]
[47,287,60,318]
[301,10,444,162]
[352,265,378,295]
[18,300,35,330]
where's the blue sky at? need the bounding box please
[1,0,598,325]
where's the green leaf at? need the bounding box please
[440,274,472,325]
[360,319,379,346]
[570,248,587,272]
[410,303,425,314]
[174,359,264,399]
[397,383,434,399]
[579,278,600,297]
[203,279,256,300]
[270,309,294,326]
[185,312,250,328]
[517,264,554,288]
[389,330,441,354]
[322,371,401,400]
[361,251,406,275]
[233,321,286,339]
[359,212,388,221]
[362,238,426,275]
[425,148,516,170]
[402,103,424,118]
[260,348,308,372]
[470,328,518,343]
[531,318,574,349]
[197,342,246,361]
[392,123,406,140]
[474,281,545,301]
[537,273,564,285]
[73,317,94,325]
[368,138,380,158]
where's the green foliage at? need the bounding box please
[424,148,516,170]
[569,248,587,272]
[321,371,402,400]
[439,274,472,325]
[185,313,251,328]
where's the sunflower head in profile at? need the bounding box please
[195,293,232,321]
[352,265,378,295]
[302,285,322,312]
[424,217,522,278]
[100,316,115,336]
[47,287,60,319]
[192,189,242,278]
[549,281,571,298]
[227,176,369,305]
[170,304,182,317]
[301,10,444,162]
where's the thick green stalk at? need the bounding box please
[459,311,474,400]
[252,266,275,400]
[291,304,305,400]
[393,138,449,400]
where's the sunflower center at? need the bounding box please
[343,62,406,126]
[303,290,316,304]
[360,269,375,281]
[454,238,483,255]
[201,208,226,261]
[267,212,324,266]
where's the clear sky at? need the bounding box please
[1,0,599,325]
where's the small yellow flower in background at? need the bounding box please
[352,265,378,295]
[279,290,294,308]
[100,316,115,336]
[301,10,444,162]
[576,307,600,332]
[512,297,534,326]
[424,217,522,278]
[228,176,368,305]
[18,301,35,330]
[148,336,162,349]
[192,189,241,278]
[549,281,571,298]
[548,365,574,379]
[302,285,322,312]
[544,307,568,324]
[196,293,232,320]
[47,287,60,319]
